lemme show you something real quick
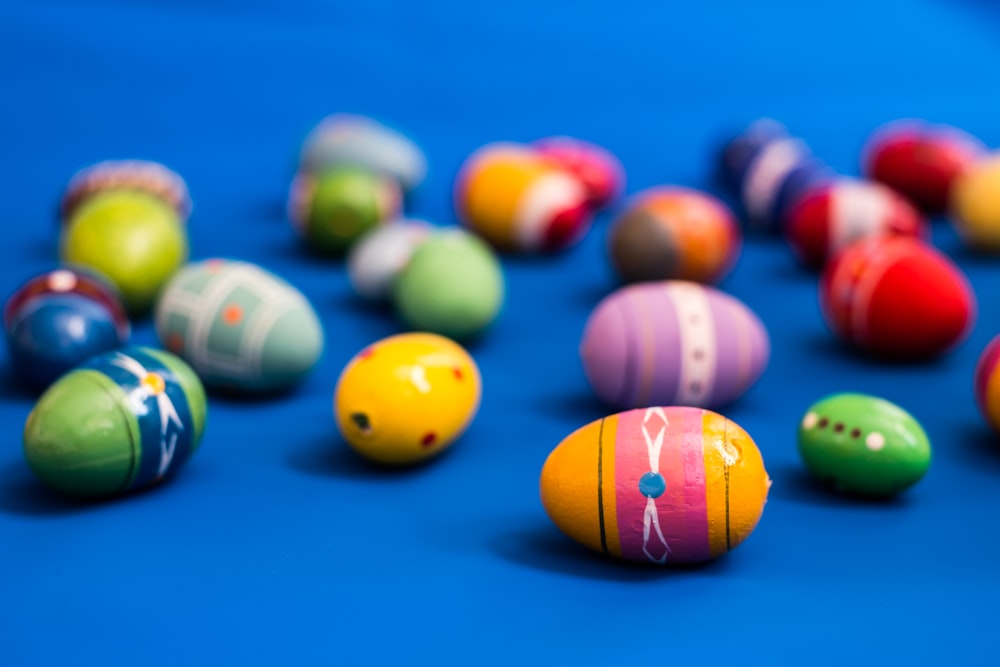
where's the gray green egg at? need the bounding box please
[154,259,324,393]
[23,346,207,498]
[797,392,931,497]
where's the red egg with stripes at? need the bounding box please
[533,136,626,210]
[579,281,770,410]
[861,120,985,214]
[785,179,926,269]
[820,236,975,359]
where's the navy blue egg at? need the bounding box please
[716,119,791,193]
[771,159,836,231]
[6,294,126,390]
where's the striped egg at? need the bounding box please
[580,281,769,409]
[974,335,1000,435]
[540,407,770,565]
[820,236,975,359]
[454,142,592,252]
[23,346,206,498]
[60,159,191,224]
[533,135,625,210]
[155,259,324,393]
[785,179,926,269]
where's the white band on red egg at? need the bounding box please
[830,182,891,255]
[831,241,911,347]
[515,172,586,250]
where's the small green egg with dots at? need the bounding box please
[797,393,931,497]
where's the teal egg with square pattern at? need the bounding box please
[154,259,324,393]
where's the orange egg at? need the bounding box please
[540,406,770,564]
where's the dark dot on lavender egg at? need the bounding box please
[693,349,704,360]
[690,382,702,394]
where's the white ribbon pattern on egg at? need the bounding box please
[641,407,671,564]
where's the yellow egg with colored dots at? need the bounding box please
[334,332,482,465]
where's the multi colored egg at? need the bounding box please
[973,335,1000,435]
[22,346,206,498]
[717,118,832,233]
[607,186,741,285]
[4,268,130,390]
[393,228,504,341]
[334,332,481,465]
[60,159,191,223]
[299,113,427,192]
[287,166,402,255]
[798,393,931,496]
[454,143,592,252]
[580,281,769,410]
[784,179,926,269]
[819,236,975,359]
[60,190,188,314]
[950,153,1000,252]
[533,135,625,210]
[155,259,324,393]
[540,406,770,565]
[347,219,433,302]
[862,119,985,215]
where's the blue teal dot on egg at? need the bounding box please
[639,471,666,498]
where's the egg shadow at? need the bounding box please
[285,434,438,481]
[0,461,104,518]
[0,366,41,403]
[490,520,730,582]
[766,462,910,508]
[794,331,954,371]
[207,383,303,406]
[534,389,609,424]
[950,422,1000,470]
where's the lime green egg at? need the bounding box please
[797,393,931,497]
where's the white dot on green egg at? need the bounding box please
[802,412,819,429]
[865,432,886,451]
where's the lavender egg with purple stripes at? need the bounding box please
[579,281,770,409]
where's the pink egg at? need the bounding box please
[580,281,770,409]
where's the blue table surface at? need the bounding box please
[3,1,1000,664]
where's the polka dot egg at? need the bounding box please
[540,406,770,565]
[797,393,931,497]
[154,259,323,393]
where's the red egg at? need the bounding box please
[534,136,625,210]
[785,179,926,269]
[974,335,1000,435]
[820,236,975,359]
[861,120,985,215]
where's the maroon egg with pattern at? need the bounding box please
[580,281,770,410]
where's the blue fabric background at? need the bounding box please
[2,1,1000,664]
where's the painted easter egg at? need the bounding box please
[4,268,130,390]
[22,346,207,498]
[785,179,926,269]
[393,228,504,341]
[60,159,192,223]
[60,190,188,314]
[716,119,832,233]
[534,135,625,210]
[346,219,433,301]
[798,393,931,496]
[299,113,427,192]
[287,166,402,256]
[334,332,481,465]
[454,142,592,252]
[608,186,742,285]
[540,406,770,565]
[862,119,985,215]
[819,236,975,359]
[950,153,1000,252]
[974,334,1000,435]
[155,259,324,392]
[580,281,769,410]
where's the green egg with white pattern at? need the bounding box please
[797,393,931,497]
[154,259,324,393]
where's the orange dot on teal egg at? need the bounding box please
[639,471,666,498]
